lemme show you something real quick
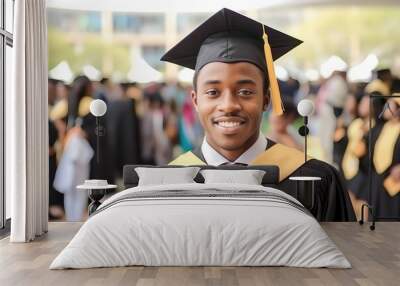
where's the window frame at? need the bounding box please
[1,0,14,232]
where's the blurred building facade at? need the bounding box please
[47,8,313,81]
[47,6,400,84]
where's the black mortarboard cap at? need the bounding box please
[161,8,302,115]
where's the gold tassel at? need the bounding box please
[262,25,284,115]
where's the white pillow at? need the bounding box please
[135,167,200,186]
[200,169,266,185]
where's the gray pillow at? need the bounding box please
[200,169,266,185]
[135,167,201,186]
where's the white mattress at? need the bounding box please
[50,183,351,269]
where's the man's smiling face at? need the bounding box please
[192,62,269,160]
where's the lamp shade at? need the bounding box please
[90,99,107,117]
[297,99,315,117]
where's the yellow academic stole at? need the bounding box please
[170,143,310,182]
[373,121,400,196]
[341,118,365,180]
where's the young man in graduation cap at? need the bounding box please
[162,8,355,221]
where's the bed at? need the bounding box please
[50,165,350,269]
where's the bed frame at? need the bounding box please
[122,164,280,189]
[121,165,320,215]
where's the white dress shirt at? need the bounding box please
[201,133,268,166]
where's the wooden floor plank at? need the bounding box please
[0,222,399,286]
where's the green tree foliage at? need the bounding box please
[48,28,130,77]
[48,27,75,70]
[286,6,400,67]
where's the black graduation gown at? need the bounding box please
[338,120,368,201]
[189,140,356,222]
[49,120,63,207]
[361,122,400,219]
[106,98,141,178]
[346,170,368,202]
[333,129,348,170]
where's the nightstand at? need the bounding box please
[77,180,117,215]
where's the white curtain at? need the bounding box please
[7,0,48,242]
